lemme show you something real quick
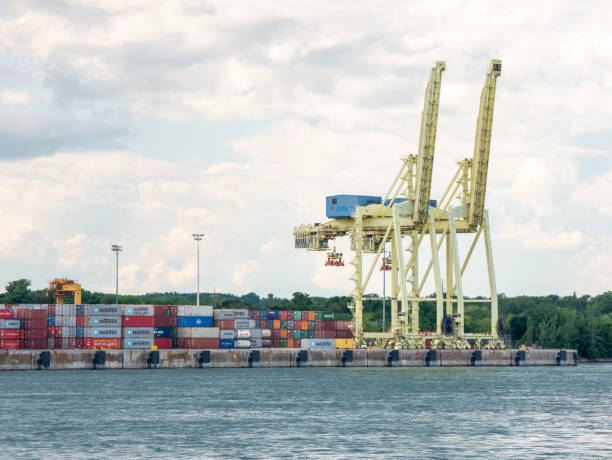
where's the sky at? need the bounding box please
[0,1,610,299]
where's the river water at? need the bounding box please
[0,364,610,459]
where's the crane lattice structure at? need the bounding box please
[294,60,504,349]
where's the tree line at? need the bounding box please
[2,279,610,358]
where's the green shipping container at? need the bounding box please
[280,320,288,329]
[308,321,315,330]
[322,312,335,320]
[293,330,300,339]
[315,312,323,321]
[280,338,287,348]
[294,311,302,320]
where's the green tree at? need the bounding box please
[4,279,32,303]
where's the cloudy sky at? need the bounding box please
[0,1,610,298]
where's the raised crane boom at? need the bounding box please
[412,61,445,226]
[468,59,501,228]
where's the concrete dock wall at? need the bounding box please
[0,348,577,371]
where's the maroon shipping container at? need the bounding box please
[272,329,281,338]
[336,329,353,338]
[272,338,280,347]
[322,321,336,330]
[154,305,177,316]
[258,320,265,329]
[24,318,47,329]
[48,305,55,315]
[24,329,47,340]
[315,320,323,329]
[76,338,83,348]
[76,315,85,327]
[123,316,154,327]
[279,310,288,320]
[177,338,219,349]
[16,309,47,319]
[314,330,323,338]
[154,338,173,349]
[252,310,260,320]
[0,309,13,319]
[214,320,234,330]
[154,316,173,327]
[24,338,47,349]
[335,321,353,330]
[321,330,336,339]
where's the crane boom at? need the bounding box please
[468,59,501,228]
[412,61,445,226]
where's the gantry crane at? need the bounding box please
[293,60,504,349]
[47,278,82,304]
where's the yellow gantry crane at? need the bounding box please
[293,60,504,349]
[47,278,82,304]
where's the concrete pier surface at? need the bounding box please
[0,348,577,370]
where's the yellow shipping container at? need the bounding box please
[335,339,354,349]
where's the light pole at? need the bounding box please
[382,244,386,332]
[192,233,204,307]
[111,245,122,305]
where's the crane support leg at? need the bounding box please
[391,232,399,334]
[410,231,419,334]
[393,206,409,335]
[351,212,364,343]
[483,210,499,338]
[429,210,444,335]
[449,209,465,336]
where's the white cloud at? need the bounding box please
[1,90,30,105]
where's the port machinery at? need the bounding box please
[293,60,504,350]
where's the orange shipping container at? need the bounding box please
[300,321,308,331]
[287,338,294,348]
[307,311,315,321]
[83,338,121,350]
[273,319,281,329]
[280,329,288,338]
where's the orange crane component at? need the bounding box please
[325,248,344,267]
[47,278,82,304]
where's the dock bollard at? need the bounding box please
[471,350,482,366]
[515,350,526,366]
[387,349,399,367]
[425,349,439,367]
[296,350,308,367]
[556,350,568,366]
[573,351,578,366]
[341,350,353,367]
[37,351,51,370]
[93,350,106,370]
[248,350,260,368]
[148,350,160,369]
[198,350,211,368]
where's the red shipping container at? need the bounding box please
[122,316,154,327]
[302,312,310,321]
[76,338,83,349]
[336,329,353,338]
[154,316,173,327]
[54,340,63,349]
[252,310,260,320]
[154,338,173,349]
[214,320,234,330]
[154,305,177,317]
[19,309,47,319]
[272,338,280,347]
[0,309,13,319]
[272,329,281,338]
[315,321,323,330]
[177,338,219,349]
[24,338,47,349]
[25,329,47,340]
[335,321,353,330]
[83,338,121,350]
[287,338,295,348]
[0,339,21,349]
[322,321,336,330]
[48,305,55,315]
[286,311,294,320]
[1,329,21,339]
[25,318,47,329]
[321,330,336,339]
[76,315,85,327]
[279,310,288,320]
[315,330,323,338]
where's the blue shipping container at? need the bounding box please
[268,310,279,319]
[266,319,274,329]
[176,316,213,327]
[154,327,172,338]
[76,327,84,337]
[47,315,55,326]
[326,195,381,218]
[260,311,268,319]
[220,339,235,349]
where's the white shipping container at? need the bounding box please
[177,327,219,338]
[178,305,213,316]
[235,339,251,349]
[123,338,154,349]
[62,326,76,337]
[234,319,256,329]
[85,316,122,327]
[87,327,122,338]
[261,329,272,338]
[250,329,262,339]
[69,305,77,316]
[55,305,63,316]
[236,329,251,339]
[250,338,263,348]
[122,327,154,338]
[220,330,235,339]
[213,310,235,320]
[232,309,249,319]
[123,305,154,316]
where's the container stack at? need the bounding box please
[17,307,48,349]
[153,305,177,349]
[49,304,77,349]
[122,305,155,349]
[176,305,218,349]
[82,305,122,350]
[0,308,21,349]
[215,309,272,349]
[214,309,235,349]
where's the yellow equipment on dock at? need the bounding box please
[47,278,82,304]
